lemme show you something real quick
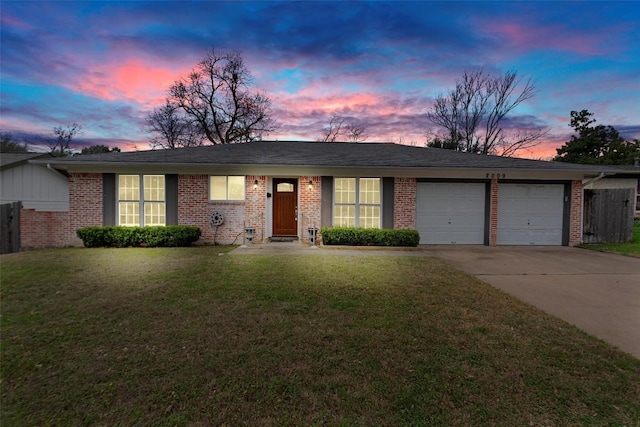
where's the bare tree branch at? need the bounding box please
[146,101,204,149]
[49,123,81,156]
[168,48,276,144]
[427,70,545,157]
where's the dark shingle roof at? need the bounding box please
[33,140,620,172]
[1,153,46,170]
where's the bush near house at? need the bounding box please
[76,225,201,248]
[321,227,420,247]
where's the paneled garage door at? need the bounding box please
[416,182,486,244]
[497,183,565,245]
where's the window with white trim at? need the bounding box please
[210,176,245,201]
[334,178,381,228]
[118,175,165,226]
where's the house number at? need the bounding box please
[486,173,506,179]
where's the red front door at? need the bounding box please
[273,178,298,236]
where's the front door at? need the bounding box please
[273,178,298,236]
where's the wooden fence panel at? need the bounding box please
[583,189,634,244]
[1,201,22,254]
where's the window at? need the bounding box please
[210,176,245,200]
[334,178,380,228]
[118,175,165,226]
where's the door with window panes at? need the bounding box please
[273,178,298,235]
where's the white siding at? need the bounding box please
[0,164,69,211]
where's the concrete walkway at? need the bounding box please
[231,242,640,358]
[429,246,640,359]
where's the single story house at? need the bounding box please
[1,153,69,250]
[29,140,630,248]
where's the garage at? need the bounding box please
[497,183,565,245]
[416,182,486,244]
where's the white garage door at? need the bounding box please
[416,182,486,244]
[497,183,565,245]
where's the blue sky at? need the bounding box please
[1,1,639,158]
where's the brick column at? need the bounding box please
[245,176,267,242]
[69,173,103,246]
[393,178,416,229]
[299,176,321,243]
[569,180,582,246]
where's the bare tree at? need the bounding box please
[146,101,204,149]
[318,114,345,142]
[49,123,81,156]
[168,49,276,144]
[318,114,367,142]
[345,121,367,143]
[427,70,546,156]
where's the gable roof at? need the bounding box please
[34,141,619,174]
[1,153,47,171]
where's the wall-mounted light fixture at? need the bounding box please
[253,180,259,190]
[308,179,313,190]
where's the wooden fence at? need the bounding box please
[1,201,21,254]
[583,189,634,244]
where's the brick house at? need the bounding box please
[29,141,625,247]
[1,153,70,249]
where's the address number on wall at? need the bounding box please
[486,173,506,179]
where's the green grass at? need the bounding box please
[2,247,639,426]
[580,219,640,257]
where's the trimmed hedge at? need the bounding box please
[320,227,420,247]
[76,225,201,248]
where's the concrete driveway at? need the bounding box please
[428,246,640,359]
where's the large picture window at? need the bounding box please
[334,178,381,228]
[210,176,245,201]
[118,175,165,226]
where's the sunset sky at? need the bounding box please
[1,1,639,159]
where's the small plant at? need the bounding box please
[76,225,201,248]
[321,227,420,247]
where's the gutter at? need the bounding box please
[582,172,609,187]
[47,163,70,178]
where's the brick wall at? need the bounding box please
[177,174,250,245]
[569,180,582,246]
[393,178,416,229]
[20,209,70,249]
[245,176,266,243]
[299,176,321,243]
[68,173,103,246]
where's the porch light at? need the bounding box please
[308,179,313,189]
[253,180,258,190]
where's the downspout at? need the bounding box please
[581,172,608,187]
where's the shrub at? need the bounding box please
[320,227,420,247]
[76,225,201,248]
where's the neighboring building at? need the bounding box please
[30,141,626,248]
[1,153,70,249]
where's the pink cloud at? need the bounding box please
[69,59,189,109]
[483,21,610,56]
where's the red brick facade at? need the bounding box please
[393,178,416,229]
[299,176,321,243]
[24,172,586,249]
[20,209,70,249]
[177,174,246,245]
[569,180,583,246]
[68,173,103,246]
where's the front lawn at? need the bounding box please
[1,248,639,426]
[580,219,640,257]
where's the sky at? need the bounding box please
[1,1,639,159]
